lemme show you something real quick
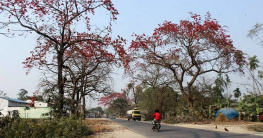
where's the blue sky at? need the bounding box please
[0,0,263,107]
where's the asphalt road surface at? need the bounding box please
[111,119,263,138]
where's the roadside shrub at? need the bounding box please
[144,113,153,121]
[163,111,177,124]
[247,124,263,132]
[0,116,12,129]
[163,109,211,124]
[0,117,93,138]
[163,117,176,124]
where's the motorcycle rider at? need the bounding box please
[152,109,161,129]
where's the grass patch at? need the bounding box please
[247,124,263,132]
[82,119,121,133]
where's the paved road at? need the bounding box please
[111,119,263,138]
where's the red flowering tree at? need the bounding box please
[0,0,129,116]
[98,92,125,107]
[129,13,246,109]
[28,96,36,109]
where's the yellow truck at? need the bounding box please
[127,107,141,121]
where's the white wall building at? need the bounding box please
[0,97,72,118]
[0,97,29,117]
[26,100,48,107]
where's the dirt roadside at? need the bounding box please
[86,118,263,138]
[85,118,147,138]
[169,122,263,137]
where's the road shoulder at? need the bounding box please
[86,118,147,138]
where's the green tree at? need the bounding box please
[212,73,231,108]
[234,88,241,100]
[239,93,261,120]
[248,55,260,95]
[195,76,214,109]
[138,86,178,119]
[135,64,176,110]
[249,55,260,71]
[111,98,129,117]
[89,106,104,118]
[17,89,28,101]
[213,74,231,100]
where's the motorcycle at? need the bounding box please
[152,120,161,132]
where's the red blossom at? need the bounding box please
[98,92,125,107]
[0,0,130,72]
[28,96,36,109]
[129,12,246,71]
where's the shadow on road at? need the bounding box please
[156,129,175,132]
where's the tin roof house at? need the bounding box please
[0,97,71,118]
[0,97,51,118]
[0,97,29,117]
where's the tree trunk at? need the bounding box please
[82,95,86,119]
[57,50,64,117]
[80,71,86,119]
[188,98,194,109]
[71,79,77,115]
[180,89,194,110]
[253,71,255,95]
[76,91,80,117]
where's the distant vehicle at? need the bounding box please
[110,115,116,119]
[127,107,141,121]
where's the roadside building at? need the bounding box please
[0,97,72,118]
[0,96,29,118]
[0,97,51,118]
